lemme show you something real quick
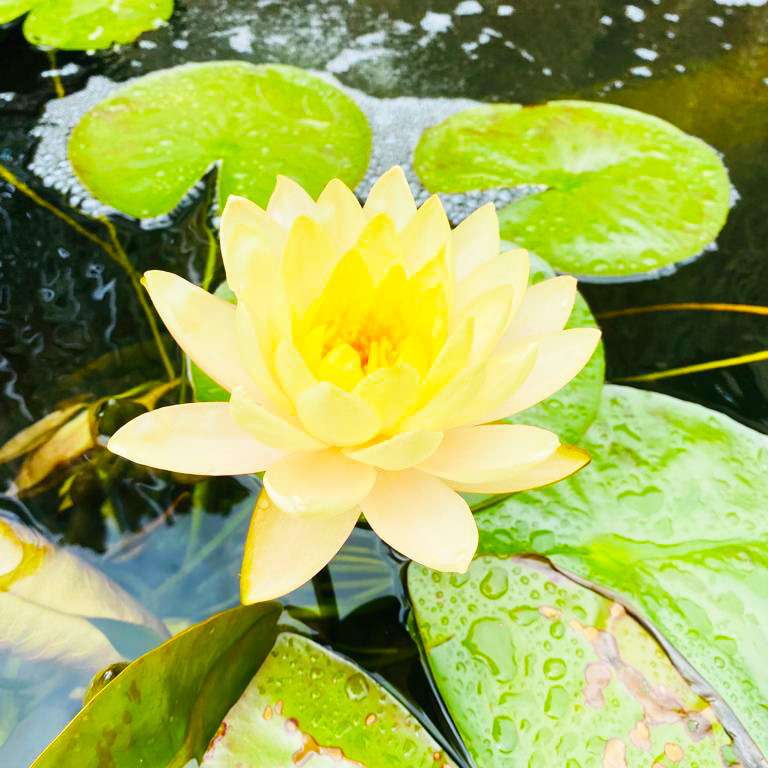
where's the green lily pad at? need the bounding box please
[505,254,604,444]
[0,0,172,50]
[409,556,735,767]
[201,632,455,767]
[32,603,280,768]
[475,385,768,758]
[414,101,730,277]
[69,62,372,219]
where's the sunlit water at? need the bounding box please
[1,0,767,765]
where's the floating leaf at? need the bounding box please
[475,385,768,758]
[32,603,281,768]
[505,254,604,444]
[414,101,730,277]
[69,62,372,218]
[0,403,85,463]
[0,0,173,50]
[201,632,455,767]
[0,516,167,673]
[409,556,734,767]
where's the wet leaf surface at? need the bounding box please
[475,385,768,760]
[0,0,173,50]
[201,632,455,768]
[32,602,280,768]
[409,556,735,767]
[69,62,372,218]
[414,101,730,277]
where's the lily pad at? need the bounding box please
[0,0,172,50]
[409,556,735,767]
[414,101,730,277]
[475,385,768,758]
[69,62,372,218]
[505,254,604,444]
[32,602,280,768]
[201,632,455,767]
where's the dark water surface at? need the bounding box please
[1,1,767,765]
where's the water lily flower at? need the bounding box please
[108,167,600,602]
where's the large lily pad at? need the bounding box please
[414,101,730,277]
[409,556,735,767]
[201,632,455,767]
[475,385,768,758]
[69,62,372,218]
[0,0,172,50]
[32,602,280,768]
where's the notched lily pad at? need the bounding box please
[409,556,735,767]
[0,0,172,50]
[201,633,455,767]
[476,385,768,759]
[414,101,730,277]
[69,62,372,218]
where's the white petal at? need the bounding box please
[504,276,577,341]
[108,403,283,475]
[266,175,317,229]
[452,202,500,280]
[363,166,417,230]
[344,431,443,471]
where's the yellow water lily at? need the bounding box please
[108,167,600,602]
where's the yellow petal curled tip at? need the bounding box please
[445,444,591,494]
[264,449,376,517]
[241,489,359,604]
[360,469,478,573]
[113,167,600,598]
[108,403,284,475]
[143,270,253,395]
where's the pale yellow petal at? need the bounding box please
[363,166,416,230]
[219,195,285,295]
[241,489,359,604]
[297,382,381,446]
[458,342,539,426]
[229,386,325,452]
[418,424,559,484]
[236,303,293,415]
[316,178,365,255]
[143,271,254,395]
[360,470,477,572]
[455,285,517,365]
[446,444,590,493]
[504,276,577,341]
[266,175,316,229]
[282,216,338,317]
[274,339,317,404]
[421,319,474,401]
[353,364,421,433]
[108,403,283,475]
[344,431,443,471]
[351,213,401,283]
[455,248,529,316]
[487,328,602,421]
[452,202,500,280]
[264,449,376,516]
[400,194,451,274]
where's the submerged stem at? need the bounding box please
[311,565,340,629]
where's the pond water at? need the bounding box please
[0,1,767,766]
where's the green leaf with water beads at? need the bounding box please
[473,385,768,759]
[414,101,730,277]
[409,557,736,767]
[0,0,172,50]
[200,632,455,767]
[32,603,281,768]
[69,62,372,219]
